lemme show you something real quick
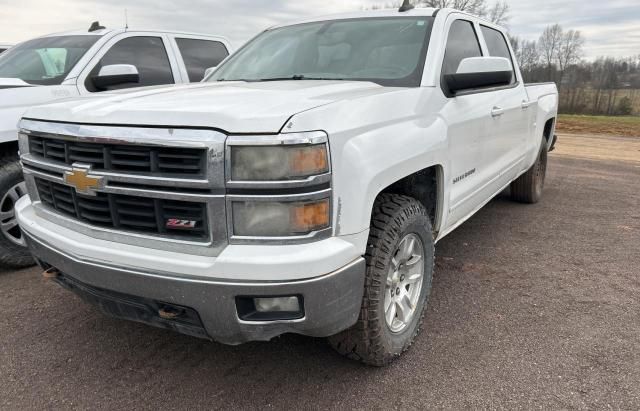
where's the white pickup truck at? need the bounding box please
[16,7,557,366]
[0,24,231,267]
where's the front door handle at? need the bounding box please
[521,100,531,110]
[491,106,504,117]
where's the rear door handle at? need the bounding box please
[491,106,504,117]
[521,100,531,110]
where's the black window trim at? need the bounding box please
[439,18,521,98]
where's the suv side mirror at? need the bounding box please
[444,57,513,95]
[92,64,140,90]
[203,66,217,80]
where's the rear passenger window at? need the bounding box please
[176,38,229,82]
[86,36,174,92]
[480,25,516,83]
[442,20,482,76]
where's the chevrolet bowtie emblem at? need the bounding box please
[63,164,104,196]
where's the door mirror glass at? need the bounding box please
[203,66,217,80]
[92,64,140,90]
[444,57,513,94]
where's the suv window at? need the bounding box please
[86,36,174,92]
[480,25,516,83]
[176,38,229,82]
[442,20,482,76]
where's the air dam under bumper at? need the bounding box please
[24,232,366,345]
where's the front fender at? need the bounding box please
[285,87,449,240]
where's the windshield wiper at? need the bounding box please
[216,75,348,83]
[258,75,348,82]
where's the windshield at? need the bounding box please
[0,35,100,85]
[209,17,434,87]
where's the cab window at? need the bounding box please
[442,20,482,76]
[85,36,174,92]
[176,38,229,82]
[480,25,517,84]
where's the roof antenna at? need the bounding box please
[399,0,415,12]
[88,21,105,32]
[124,9,129,30]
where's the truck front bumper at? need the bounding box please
[17,198,366,345]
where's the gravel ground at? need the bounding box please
[1,134,639,410]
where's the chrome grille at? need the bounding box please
[19,119,228,256]
[35,178,208,240]
[29,136,206,176]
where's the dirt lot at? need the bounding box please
[1,133,639,409]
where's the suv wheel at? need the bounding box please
[328,194,434,366]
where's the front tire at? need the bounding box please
[328,194,434,366]
[510,137,548,204]
[0,159,34,268]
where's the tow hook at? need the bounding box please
[42,267,61,279]
[158,306,184,320]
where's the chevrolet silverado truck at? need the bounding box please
[16,7,558,366]
[0,24,231,267]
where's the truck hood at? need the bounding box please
[23,81,395,134]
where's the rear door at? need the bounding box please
[170,37,230,82]
[477,24,530,186]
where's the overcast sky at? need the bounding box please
[1,0,638,59]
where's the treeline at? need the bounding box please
[510,27,640,116]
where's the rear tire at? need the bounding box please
[0,159,34,269]
[510,138,548,204]
[328,194,434,366]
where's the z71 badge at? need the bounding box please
[166,219,197,229]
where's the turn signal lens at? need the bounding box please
[291,199,330,233]
[291,145,328,177]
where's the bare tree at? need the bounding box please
[364,0,510,25]
[556,29,584,87]
[421,0,487,15]
[538,24,563,81]
[509,35,540,74]
[484,1,510,26]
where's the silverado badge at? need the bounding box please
[63,164,104,196]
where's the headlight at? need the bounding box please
[232,198,330,237]
[227,132,329,182]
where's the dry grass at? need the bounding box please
[556,115,640,137]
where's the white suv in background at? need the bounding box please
[0,23,231,267]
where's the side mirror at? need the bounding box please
[203,66,217,80]
[444,57,513,95]
[92,64,140,90]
